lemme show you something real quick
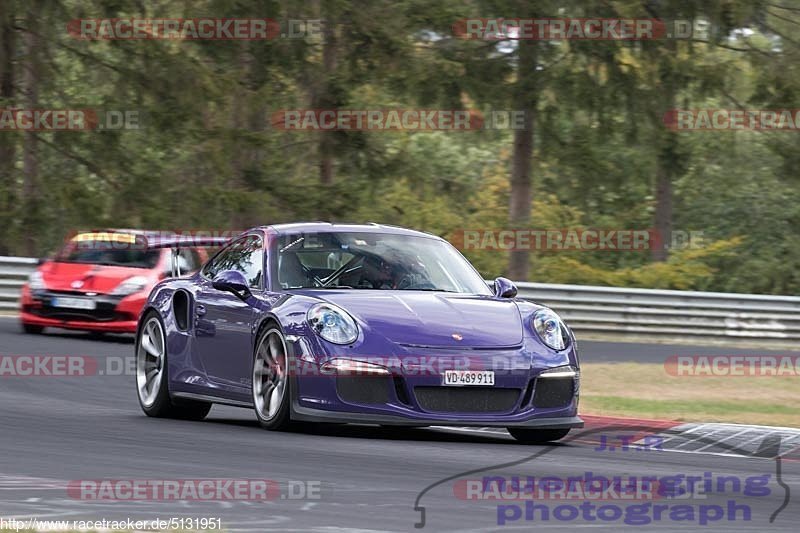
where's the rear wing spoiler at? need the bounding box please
[145,235,232,277]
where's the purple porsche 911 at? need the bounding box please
[135,223,583,443]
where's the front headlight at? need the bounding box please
[320,359,390,375]
[28,271,45,290]
[532,309,571,351]
[110,275,149,296]
[307,303,359,345]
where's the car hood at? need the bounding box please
[309,291,524,348]
[38,262,155,293]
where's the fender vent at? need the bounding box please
[173,290,191,331]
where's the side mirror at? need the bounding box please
[493,277,518,298]
[212,270,252,300]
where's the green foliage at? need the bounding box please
[534,238,743,290]
[0,0,798,295]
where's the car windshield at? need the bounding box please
[55,235,160,269]
[275,231,491,294]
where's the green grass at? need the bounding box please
[586,395,798,419]
[580,362,800,427]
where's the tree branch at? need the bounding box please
[34,134,120,190]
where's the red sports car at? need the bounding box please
[20,230,220,334]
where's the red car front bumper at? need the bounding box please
[19,284,146,334]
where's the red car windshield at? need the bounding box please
[55,237,160,269]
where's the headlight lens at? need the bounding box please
[320,359,390,375]
[110,275,149,296]
[307,303,359,344]
[538,365,579,379]
[532,309,571,351]
[28,271,45,290]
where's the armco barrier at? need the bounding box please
[0,256,37,310]
[514,282,800,342]
[1,256,798,342]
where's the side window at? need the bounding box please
[201,249,224,279]
[202,235,263,288]
[177,248,201,275]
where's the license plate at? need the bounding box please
[443,370,495,386]
[51,297,96,310]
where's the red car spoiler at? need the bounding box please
[144,235,232,277]
[144,235,232,250]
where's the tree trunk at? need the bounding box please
[310,1,337,219]
[318,20,336,189]
[21,2,40,256]
[316,20,337,221]
[0,1,15,254]
[652,144,674,262]
[651,66,678,262]
[229,41,254,229]
[507,39,537,281]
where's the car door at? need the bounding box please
[194,234,264,392]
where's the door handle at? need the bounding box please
[195,304,206,316]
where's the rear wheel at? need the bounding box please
[136,312,211,420]
[22,323,44,334]
[252,326,291,430]
[507,427,570,444]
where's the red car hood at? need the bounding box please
[38,262,156,293]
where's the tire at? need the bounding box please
[22,323,44,334]
[135,311,211,421]
[507,427,571,444]
[252,326,292,430]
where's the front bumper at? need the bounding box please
[292,399,584,428]
[20,285,145,333]
[289,334,581,426]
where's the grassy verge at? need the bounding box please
[580,362,800,428]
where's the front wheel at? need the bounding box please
[136,312,211,420]
[252,326,292,430]
[21,323,44,334]
[507,427,570,444]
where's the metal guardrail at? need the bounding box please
[515,282,800,342]
[0,256,37,311]
[2,256,799,342]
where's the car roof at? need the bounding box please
[258,222,443,240]
[78,224,444,244]
[73,228,162,239]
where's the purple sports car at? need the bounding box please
[135,223,583,443]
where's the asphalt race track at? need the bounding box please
[0,316,797,532]
[578,339,800,363]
